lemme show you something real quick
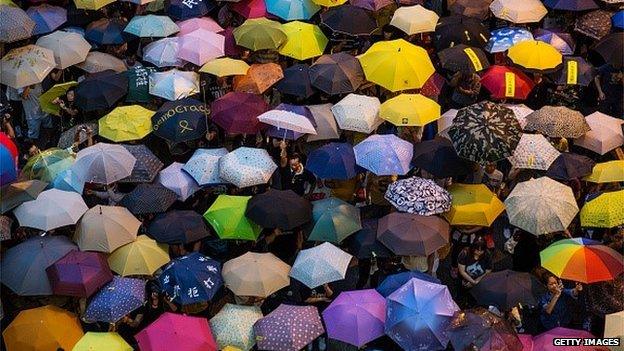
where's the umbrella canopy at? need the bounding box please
[152,98,208,144]
[148,210,210,244]
[508,134,560,171]
[279,21,327,60]
[223,252,291,298]
[0,180,47,214]
[593,33,623,69]
[158,252,223,305]
[231,0,268,18]
[580,190,624,228]
[309,197,362,243]
[584,160,624,183]
[210,304,263,350]
[290,242,353,288]
[266,0,320,20]
[149,69,200,101]
[546,152,595,181]
[545,0,598,10]
[246,189,312,230]
[438,44,490,74]
[533,327,602,351]
[233,63,283,94]
[470,270,545,310]
[275,64,314,99]
[309,52,365,95]
[323,289,386,347]
[218,147,277,188]
[177,17,223,35]
[358,39,435,91]
[74,0,115,10]
[541,238,624,283]
[14,188,88,231]
[508,40,562,73]
[614,10,624,29]
[434,15,490,50]
[320,5,376,36]
[534,29,575,56]
[485,27,534,53]
[411,137,472,178]
[384,177,452,216]
[21,148,74,183]
[0,5,35,43]
[575,9,613,41]
[233,18,287,50]
[85,276,145,323]
[254,304,325,351]
[124,14,179,37]
[0,132,18,186]
[27,4,67,35]
[85,18,127,45]
[76,51,127,73]
[119,183,178,215]
[525,106,590,138]
[380,94,441,126]
[307,103,340,141]
[605,311,624,339]
[0,45,56,89]
[119,144,164,183]
[331,93,382,134]
[306,142,358,180]
[71,143,136,184]
[574,112,624,155]
[39,81,78,116]
[204,195,262,240]
[157,162,200,201]
[1,236,77,296]
[201,57,250,77]
[143,37,184,68]
[108,235,170,276]
[345,219,393,259]
[390,5,438,35]
[376,271,441,297]
[350,0,393,10]
[549,56,595,87]
[182,148,228,186]
[447,308,522,351]
[75,70,128,111]
[52,168,85,194]
[258,109,317,136]
[75,205,140,253]
[505,103,533,129]
[2,305,83,351]
[99,105,153,142]
[136,313,217,351]
[446,183,505,227]
[385,278,459,351]
[211,92,268,134]
[448,0,491,20]
[177,28,225,66]
[378,212,450,256]
[480,65,535,100]
[73,332,132,351]
[490,0,547,23]
[166,0,215,20]
[46,250,113,297]
[265,105,315,141]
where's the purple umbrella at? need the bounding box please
[254,304,324,351]
[210,92,268,135]
[85,276,145,323]
[322,289,386,347]
[544,0,598,11]
[46,250,113,298]
[376,271,442,297]
[349,0,394,11]
[27,4,67,35]
[354,134,413,176]
[534,29,575,55]
[266,104,316,140]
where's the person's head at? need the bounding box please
[66,89,75,102]
[288,153,302,172]
[543,273,561,293]
[469,239,487,259]
[26,142,40,157]
[485,162,496,174]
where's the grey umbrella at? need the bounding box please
[0,6,35,43]
[119,145,164,183]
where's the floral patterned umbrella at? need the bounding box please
[524,106,590,138]
[253,304,324,351]
[508,133,560,170]
[0,45,56,89]
[209,304,263,350]
[384,177,452,216]
[218,147,277,188]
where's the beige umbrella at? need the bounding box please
[222,251,291,298]
[36,31,91,69]
[390,5,439,35]
[331,93,382,134]
[605,311,624,341]
[0,44,56,89]
[525,106,590,138]
[505,177,578,235]
[76,51,127,73]
[74,205,140,253]
[574,112,624,155]
[508,134,560,170]
[436,108,458,137]
[306,103,340,142]
[490,0,547,23]
[108,235,170,276]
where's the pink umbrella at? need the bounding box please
[533,327,607,351]
[135,312,217,351]
[232,0,268,18]
[518,334,533,351]
[177,28,225,66]
[177,17,223,35]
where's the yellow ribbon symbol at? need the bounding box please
[463,48,483,72]
[505,72,516,98]
[567,61,578,85]
[178,120,194,133]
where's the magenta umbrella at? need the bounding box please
[177,28,224,66]
[533,327,602,351]
[232,0,268,18]
[46,250,113,298]
[322,289,386,347]
[211,92,268,135]
[135,312,217,351]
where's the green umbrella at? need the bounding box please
[21,148,74,183]
[38,81,78,116]
[203,195,262,241]
[308,197,361,243]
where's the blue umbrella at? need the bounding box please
[306,142,359,180]
[182,148,228,186]
[376,271,442,297]
[51,168,85,193]
[613,11,624,29]
[484,27,533,53]
[26,4,67,35]
[85,276,145,323]
[85,18,127,45]
[353,134,413,176]
[266,0,320,20]
[544,0,598,11]
[124,14,179,38]
[166,0,216,20]
[534,29,575,55]
[158,252,222,306]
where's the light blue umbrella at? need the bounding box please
[85,276,145,323]
[218,147,277,188]
[485,27,533,53]
[290,242,353,288]
[266,0,320,20]
[143,37,184,68]
[353,134,413,176]
[26,4,67,35]
[51,168,85,194]
[309,197,361,243]
[124,14,179,38]
[182,148,228,186]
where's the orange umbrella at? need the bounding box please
[233,63,284,94]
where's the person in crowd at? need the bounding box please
[538,273,583,330]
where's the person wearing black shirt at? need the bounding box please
[279,142,316,197]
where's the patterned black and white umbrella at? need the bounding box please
[384,177,452,216]
[120,183,177,215]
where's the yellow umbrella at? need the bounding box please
[584,160,624,183]
[279,21,328,60]
[379,93,440,126]
[108,235,170,276]
[233,18,287,51]
[74,0,115,10]
[0,0,17,7]
[390,5,439,35]
[580,190,624,228]
[98,105,154,142]
[445,183,505,227]
[223,347,243,351]
[508,40,562,72]
[200,58,250,77]
[357,39,435,92]
[312,0,346,6]
[73,332,132,351]
[39,81,78,116]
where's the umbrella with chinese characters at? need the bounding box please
[46,250,113,298]
[480,65,535,100]
[384,177,452,216]
[204,195,262,240]
[108,235,170,276]
[85,276,146,323]
[309,197,361,243]
[290,242,353,288]
[438,44,490,73]
[508,134,560,171]
[223,252,291,298]
[14,189,88,231]
[166,0,215,20]
[549,56,595,87]
[136,313,217,351]
[254,304,324,351]
[74,205,140,253]
[218,147,277,188]
[158,252,223,305]
[210,304,263,350]
[434,15,490,50]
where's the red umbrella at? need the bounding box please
[210,92,268,135]
[480,65,535,100]
[420,72,446,98]
[135,312,217,351]
[45,250,113,298]
[231,0,268,18]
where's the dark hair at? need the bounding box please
[541,271,558,285]
[469,239,487,255]
[288,153,301,161]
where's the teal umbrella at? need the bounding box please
[124,14,179,37]
[308,197,361,243]
[265,0,320,20]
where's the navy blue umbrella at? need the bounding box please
[120,183,178,215]
[544,0,598,11]
[166,0,216,20]
[85,18,127,45]
[75,70,128,112]
[376,271,441,297]
[275,64,315,99]
[306,142,360,180]
[345,219,393,259]
[147,210,210,244]
[152,98,208,144]
[84,276,145,323]
[158,252,223,306]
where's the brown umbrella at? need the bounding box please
[309,52,365,95]
[233,63,283,94]
[222,252,291,298]
[377,212,450,256]
[524,105,590,138]
[449,0,492,20]
[574,10,614,40]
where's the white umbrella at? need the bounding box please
[142,37,184,68]
[508,133,560,170]
[290,242,353,288]
[219,147,277,188]
[490,0,547,23]
[0,45,56,89]
[182,148,228,186]
[157,162,200,201]
[149,69,200,101]
[222,252,291,298]
[76,51,127,73]
[390,5,439,35]
[258,110,317,135]
[13,189,88,231]
[36,30,91,69]
[504,103,533,129]
[71,143,137,185]
[574,112,624,155]
[74,205,140,252]
[437,108,458,136]
[306,103,340,142]
[331,93,382,134]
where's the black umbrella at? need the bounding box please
[448,308,523,351]
[377,212,450,256]
[593,32,623,69]
[449,0,492,20]
[549,56,596,87]
[412,137,472,178]
[245,189,312,230]
[434,15,490,51]
[320,5,377,36]
[147,210,210,244]
[152,98,208,144]
[85,18,128,45]
[275,64,315,99]
[166,0,216,20]
[119,145,164,183]
[309,53,365,95]
[546,152,596,180]
[120,183,177,215]
[75,70,128,112]
[345,219,393,259]
[57,122,98,149]
[470,270,546,310]
[438,44,490,73]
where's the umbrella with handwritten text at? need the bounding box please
[158,252,223,305]
[152,98,208,143]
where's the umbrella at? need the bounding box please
[574,112,624,155]
[485,27,533,53]
[331,93,382,134]
[85,18,127,45]
[309,53,365,95]
[480,65,535,100]
[14,188,88,231]
[259,109,317,137]
[73,332,132,351]
[231,0,268,18]
[0,180,47,214]
[533,327,601,351]
[223,252,291,298]
[266,0,320,20]
[177,29,225,66]
[376,271,441,297]
[98,105,153,142]
[384,177,452,216]
[323,289,386,347]
[75,205,140,252]
[508,40,562,73]
[525,106,590,138]
[136,313,217,351]
[546,152,595,181]
[119,144,163,183]
[119,183,179,215]
[580,190,624,228]
[204,195,262,240]
[265,104,316,140]
[279,21,327,60]
[575,10,613,41]
[378,212,450,256]
[0,236,77,295]
[290,242,353,288]
[307,103,340,141]
[541,238,624,283]
[447,308,522,351]
[434,15,490,50]
[218,147,277,188]
[320,5,377,36]
[177,17,223,35]
[438,44,490,73]
[143,37,184,68]
[614,10,624,29]
[46,250,113,297]
[210,304,263,350]
[233,18,286,51]
[182,148,228,186]
[74,0,115,10]
[313,0,347,6]
[108,235,170,276]
[470,270,545,310]
[380,94,441,126]
[21,148,74,183]
[85,276,145,323]
[148,210,210,244]
[166,0,215,20]
[385,278,459,351]
[52,168,85,194]
[157,162,200,201]
[2,305,83,351]
[0,5,34,43]
[505,103,533,129]
[246,189,312,230]
[534,29,575,56]
[200,57,250,77]
[71,143,136,185]
[350,0,393,11]
[449,0,491,20]
[584,160,624,183]
[0,132,17,186]
[39,81,79,116]
[448,101,521,164]
[158,252,223,305]
[358,39,435,92]
[0,45,56,89]
[254,304,324,351]
[306,142,358,180]
[605,311,624,339]
[390,5,439,35]
[347,219,394,259]
[545,0,598,10]
[411,137,472,178]
[149,69,200,101]
[446,183,505,227]
[508,134,560,171]
[593,33,623,69]
[233,63,283,94]
[27,4,66,35]
[490,0,547,23]
[124,14,179,37]
[549,56,595,87]
[275,64,314,98]
[309,197,361,243]
[75,70,129,111]
[76,51,127,73]
[152,98,208,144]
[211,92,268,134]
